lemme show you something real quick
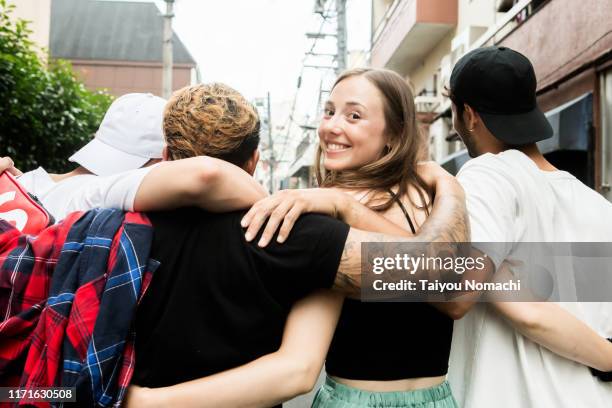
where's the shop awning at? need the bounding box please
[440,149,470,176]
[538,92,593,154]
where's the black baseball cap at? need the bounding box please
[450,46,553,145]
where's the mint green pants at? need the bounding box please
[312,376,459,408]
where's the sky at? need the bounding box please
[161,0,371,101]
[122,0,372,177]
[169,0,312,101]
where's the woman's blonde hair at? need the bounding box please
[164,83,260,167]
[315,68,432,212]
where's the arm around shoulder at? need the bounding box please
[333,177,471,298]
[134,156,268,212]
[124,290,343,408]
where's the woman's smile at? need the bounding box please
[325,142,352,154]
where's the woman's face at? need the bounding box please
[318,75,388,171]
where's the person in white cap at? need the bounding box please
[3,86,269,222]
[68,92,167,176]
[17,93,167,219]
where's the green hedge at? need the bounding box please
[0,0,113,173]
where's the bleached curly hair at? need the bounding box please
[163,83,260,167]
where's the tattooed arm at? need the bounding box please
[332,180,471,297]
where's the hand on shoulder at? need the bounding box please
[0,156,23,177]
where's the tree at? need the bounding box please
[0,0,113,173]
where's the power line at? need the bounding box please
[277,0,338,166]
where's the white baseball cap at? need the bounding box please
[69,93,167,176]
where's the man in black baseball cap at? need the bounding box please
[447,46,612,407]
[448,45,553,156]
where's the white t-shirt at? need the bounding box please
[449,149,612,408]
[18,166,154,221]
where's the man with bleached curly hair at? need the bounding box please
[162,83,261,173]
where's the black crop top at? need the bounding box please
[325,191,454,380]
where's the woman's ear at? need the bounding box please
[383,134,393,154]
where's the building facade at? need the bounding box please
[496,0,612,197]
[50,0,198,97]
[8,0,52,51]
[370,0,612,200]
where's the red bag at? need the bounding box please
[0,172,54,234]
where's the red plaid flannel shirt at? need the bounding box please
[0,209,156,407]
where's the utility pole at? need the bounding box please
[305,0,347,73]
[162,0,175,99]
[335,0,347,74]
[267,92,275,193]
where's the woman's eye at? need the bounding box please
[349,112,361,120]
[323,109,334,117]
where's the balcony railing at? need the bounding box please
[471,0,545,50]
[371,0,402,46]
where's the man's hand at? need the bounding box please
[0,156,23,177]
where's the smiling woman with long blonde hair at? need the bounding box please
[238,68,460,408]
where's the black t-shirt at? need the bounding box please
[132,208,349,389]
[325,301,453,380]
